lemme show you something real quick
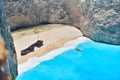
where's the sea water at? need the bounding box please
[16,40,120,80]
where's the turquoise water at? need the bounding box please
[16,40,120,80]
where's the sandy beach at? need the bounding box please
[12,24,83,64]
[18,36,90,75]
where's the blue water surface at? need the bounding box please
[16,40,120,80]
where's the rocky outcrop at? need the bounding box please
[4,0,120,45]
[4,0,81,30]
[0,0,18,80]
[80,0,120,45]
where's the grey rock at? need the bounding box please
[4,0,81,30]
[4,0,120,45]
[80,0,120,45]
[0,0,18,79]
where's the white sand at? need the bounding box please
[18,36,90,75]
[14,26,83,64]
[13,25,90,75]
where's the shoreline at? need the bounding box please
[18,37,79,64]
[12,24,88,75]
[18,36,90,75]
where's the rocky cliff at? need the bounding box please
[80,0,120,45]
[0,0,18,80]
[4,0,120,45]
[4,0,82,30]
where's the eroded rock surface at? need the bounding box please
[80,0,120,45]
[4,0,120,45]
[0,0,18,79]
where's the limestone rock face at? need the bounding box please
[0,0,18,80]
[4,0,120,45]
[80,0,120,45]
[4,0,81,30]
